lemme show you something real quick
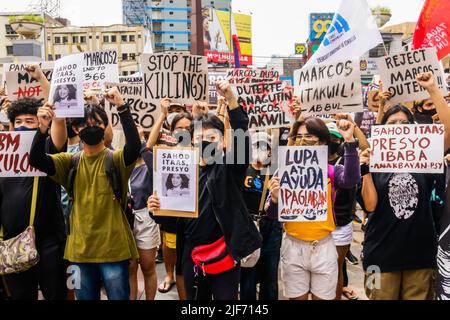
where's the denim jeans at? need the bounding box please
[72,261,130,300]
[240,217,282,300]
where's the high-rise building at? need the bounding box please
[122,0,231,52]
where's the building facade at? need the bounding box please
[46,24,145,76]
[122,0,231,52]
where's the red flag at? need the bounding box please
[413,0,450,60]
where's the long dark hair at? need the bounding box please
[381,105,415,125]
[54,84,77,102]
[166,174,189,190]
[288,117,331,145]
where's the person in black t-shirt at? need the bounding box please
[361,73,450,300]
[0,93,67,300]
[240,132,282,301]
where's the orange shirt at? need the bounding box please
[284,178,336,241]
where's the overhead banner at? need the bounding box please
[226,68,280,84]
[232,81,295,130]
[104,82,159,131]
[49,53,85,118]
[370,124,445,173]
[376,48,447,104]
[294,58,363,115]
[0,132,46,177]
[203,8,253,66]
[153,146,199,218]
[5,64,54,101]
[83,50,119,92]
[278,146,329,222]
[141,53,209,105]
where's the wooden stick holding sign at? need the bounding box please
[153,146,200,218]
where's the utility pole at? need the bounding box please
[190,0,204,55]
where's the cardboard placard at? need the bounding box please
[278,146,329,222]
[104,82,159,131]
[208,71,227,105]
[370,124,445,173]
[153,146,199,218]
[49,53,85,118]
[5,66,53,102]
[141,53,209,105]
[226,68,280,84]
[294,58,363,115]
[232,81,295,130]
[0,132,46,177]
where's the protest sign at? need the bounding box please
[104,82,159,131]
[208,71,227,105]
[376,48,447,104]
[119,76,142,84]
[5,66,53,102]
[226,68,280,84]
[3,61,54,74]
[83,50,119,92]
[294,58,363,116]
[141,53,209,105]
[232,81,295,130]
[153,146,199,218]
[278,146,329,222]
[49,54,85,118]
[0,132,46,177]
[370,124,445,173]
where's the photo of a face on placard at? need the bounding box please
[53,84,78,109]
[163,173,191,198]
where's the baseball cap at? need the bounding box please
[251,132,272,148]
[326,122,343,139]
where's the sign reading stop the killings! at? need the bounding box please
[104,82,159,131]
[376,48,447,104]
[0,132,46,177]
[370,124,445,173]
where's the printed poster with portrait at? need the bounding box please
[153,146,199,218]
[49,53,85,118]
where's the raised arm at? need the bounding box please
[104,87,140,166]
[147,98,170,149]
[416,72,450,151]
[360,148,378,212]
[375,91,392,125]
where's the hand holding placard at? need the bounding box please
[25,64,46,82]
[37,102,56,134]
[416,72,439,93]
[216,81,237,107]
[360,148,372,166]
[147,192,161,213]
[269,176,281,204]
[160,98,171,118]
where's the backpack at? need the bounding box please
[66,150,134,235]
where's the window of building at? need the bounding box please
[169,12,174,15]
[103,35,110,43]
[122,53,128,61]
[73,36,79,43]
[122,71,129,76]
[6,46,13,56]
[5,24,17,35]
[170,24,174,27]
[111,35,117,43]
[129,53,136,60]
[62,36,68,44]
[54,36,61,44]
[129,35,135,42]
[170,35,174,39]
[55,54,61,60]
[80,36,87,43]
[121,35,128,42]
[48,54,53,61]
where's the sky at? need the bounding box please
[1,0,426,66]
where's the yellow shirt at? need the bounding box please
[284,178,336,241]
[50,149,139,263]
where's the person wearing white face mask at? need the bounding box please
[240,131,283,301]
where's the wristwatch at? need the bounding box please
[343,138,359,149]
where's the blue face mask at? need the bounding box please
[14,126,37,132]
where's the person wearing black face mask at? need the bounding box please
[148,81,262,301]
[413,99,437,124]
[29,87,141,301]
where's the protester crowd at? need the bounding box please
[0,59,449,302]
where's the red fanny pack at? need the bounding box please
[191,237,236,275]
